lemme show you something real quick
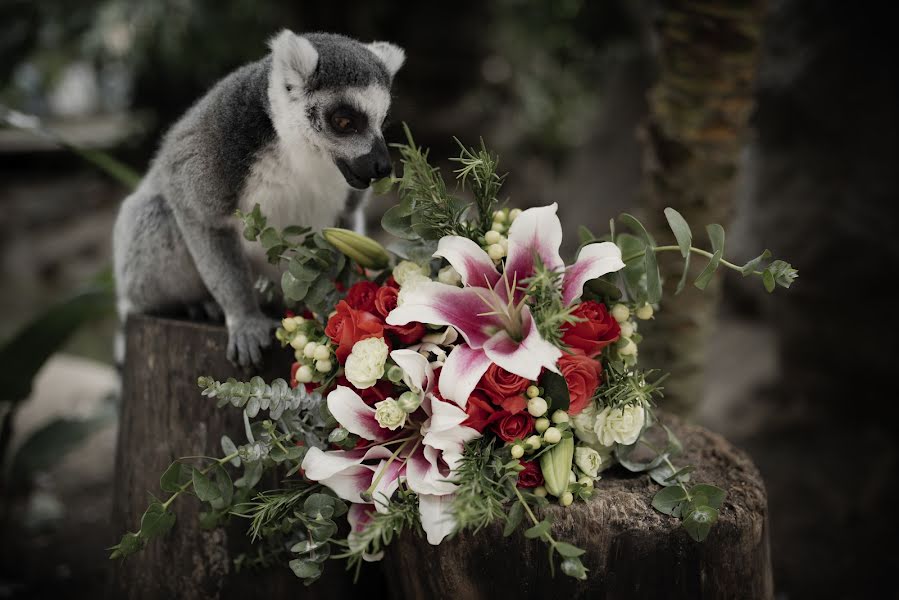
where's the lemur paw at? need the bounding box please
[227,315,276,368]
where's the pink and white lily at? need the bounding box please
[386,203,625,407]
[301,350,480,545]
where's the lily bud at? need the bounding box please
[397,391,422,413]
[539,435,574,497]
[322,227,390,269]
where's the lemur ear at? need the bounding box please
[366,41,406,78]
[269,30,318,80]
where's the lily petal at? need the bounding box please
[438,344,492,408]
[387,283,501,349]
[390,349,434,395]
[418,493,457,545]
[314,464,376,504]
[327,386,391,442]
[347,504,384,562]
[423,397,481,453]
[483,306,561,380]
[405,445,458,496]
[562,241,625,305]
[370,458,406,513]
[504,203,565,285]
[434,236,500,289]
[301,445,392,482]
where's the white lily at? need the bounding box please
[301,350,480,545]
[387,203,624,406]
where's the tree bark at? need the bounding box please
[383,416,772,600]
[109,314,386,599]
[639,0,765,414]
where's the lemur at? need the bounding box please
[113,31,404,367]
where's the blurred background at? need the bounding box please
[0,0,896,598]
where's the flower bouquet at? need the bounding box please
[111,127,795,583]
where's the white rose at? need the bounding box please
[574,446,602,478]
[571,402,600,446]
[393,261,430,286]
[374,399,406,430]
[344,337,389,389]
[594,404,645,447]
[396,272,431,307]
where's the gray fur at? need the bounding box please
[113,31,404,367]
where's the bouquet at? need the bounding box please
[111,127,795,583]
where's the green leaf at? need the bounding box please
[308,519,338,542]
[524,518,552,539]
[109,532,143,559]
[234,460,263,489]
[304,494,336,520]
[160,461,187,493]
[663,208,692,257]
[139,502,176,539]
[675,251,691,295]
[0,283,114,404]
[210,463,233,508]
[503,502,524,537]
[644,246,661,304]
[690,484,726,509]
[291,539,327,554]
[682,505,718,542]
[259,227,281,249]
[560,557,588,580]
[740,249,771,276]
[281,271,310,302]
[694,224,725,290]
[382,204,417,240]
[289,558,323,580]
[584,277,623,301]
[221,436,240,467]
[762,269,775,292]
[554,542,586,558]
[651,485,688,516]
[649,463,694,486]
[192,468,220,502]
[541,371,570,412]
[288,257,319,282]
[282,225,312,237]
[578,225,596,245]
[619,213,657,247]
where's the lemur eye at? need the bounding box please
[285,84,293,93]
[330,108,361,134]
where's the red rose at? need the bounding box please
[345,281,379,313]
[372,285,426,344]
[477,364,531,408]
[557,353,602,415]
[336,376,394,406]
[490,410,535,442]
[517,460,544,488]
[325,300,385,363]
[463,390,496,432]
[373,285,398,319]
[384,276,400,289]
[561,300,620,357]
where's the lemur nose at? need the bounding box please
[373,159,392,180]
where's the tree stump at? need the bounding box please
[109,314,386,600]
[383,418,772,600]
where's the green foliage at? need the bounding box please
[236,204,351,317]
[523,259,579,348]
[197,375,321,421]
[596,363,665,411]
[541,371,570,413]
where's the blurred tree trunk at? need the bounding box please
[639,0,765,415]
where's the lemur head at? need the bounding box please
[268,30,405,189]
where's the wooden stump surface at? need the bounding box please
[384,418,773,600]
[110,314,771,600]
[109,314,386,600]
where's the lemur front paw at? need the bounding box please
[227,315,277,368]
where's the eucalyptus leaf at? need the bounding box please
[503,502,524,537]
[289,558,323,580]
[192,468,220,502]
[694,224,725,290]
[139,502,176,539]
[682,505,718,542]
[644,247,661,304]
[651,485,688,516]
[524,519,552,539]
[560,557,588,580]
[160,461,187,493]
[740,249,771,276]
[554,542,586,558]
[663,208,692,257]
[690,484,726,509]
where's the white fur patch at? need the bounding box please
[238,140,349,282]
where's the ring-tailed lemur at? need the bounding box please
[113,31,404,367]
